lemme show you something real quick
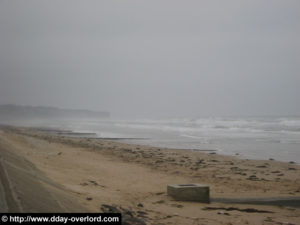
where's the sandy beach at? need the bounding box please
[0,126,299,225]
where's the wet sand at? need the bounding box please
[0,126,300,225]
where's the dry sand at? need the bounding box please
[0,126,299,225]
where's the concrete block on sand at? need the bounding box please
[167,184,210,202]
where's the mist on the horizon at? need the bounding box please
[0,0,299,119]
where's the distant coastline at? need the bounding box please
[0,104,110,120]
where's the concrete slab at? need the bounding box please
[167,184,210,202]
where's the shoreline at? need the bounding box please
[1,125,300,224]
[34,125,300,164]
[3,124,299,164]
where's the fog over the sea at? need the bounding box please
[0,0,299,118]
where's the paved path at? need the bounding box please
[0,132,86,213]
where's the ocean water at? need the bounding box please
[21,116,300,163]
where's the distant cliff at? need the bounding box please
[0,105,110,120]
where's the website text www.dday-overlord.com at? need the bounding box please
[1,214,121,224]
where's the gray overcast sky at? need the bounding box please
[0,0,299,118]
